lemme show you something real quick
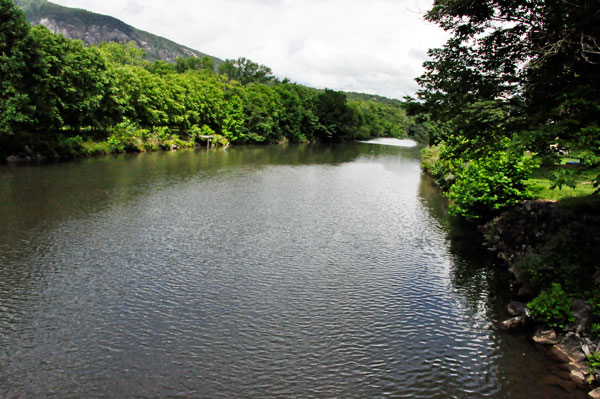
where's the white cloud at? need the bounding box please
[50,0,448,99]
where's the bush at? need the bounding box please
[528,283,575,329]
[447,146,535,219]
[421,145,440,174]
[514,198,600,293]
[516,243,585,294]
[56,135,86,158]
[591,323,600,338]
[107,120,146,152]
[588,290,600,315]
[81,140,111,156]
[421,143,460,191]
[587,352,600,372]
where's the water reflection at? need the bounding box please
[359,138,419,148]
[0,144,581,398]
[418,173,585,399]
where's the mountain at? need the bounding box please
[14,0,222,63]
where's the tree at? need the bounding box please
[0,0,39,134]
[175,55,215,73]
[315,90,359,142]
[242,83,282,143]
[97,41,147,66]
[274,83,319,143]
[218,57,274,85]
[415,0,600,217]
[30,26,114,131]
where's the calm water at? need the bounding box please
[0,142,580,398]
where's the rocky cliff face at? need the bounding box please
[36,17,132,45]
[30,16,201,61]
[15,0,220,63]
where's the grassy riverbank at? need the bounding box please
[0,125,230,163]
[528,165,597,201]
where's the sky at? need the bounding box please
[51,0,449,99]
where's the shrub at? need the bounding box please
[81,140,111,156]
[421,143,460,191]
[447,146,536,219]
[514,200,600,294]
[587,352,600,372]
[528,283,575,329]
[421,145,440,174]
[588,290,600,315]
[56,135,86,158]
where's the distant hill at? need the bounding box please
[14,0,222,64]
[345,92,405,107]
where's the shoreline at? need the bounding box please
[483,199,600,397]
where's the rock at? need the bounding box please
[548,375,578,393]
[508,301,528,316]
[583,342,592,357]
[569,369,588,388]
[23,145,33,155]
[501,316,526,330]
[50,148,60,159]
[550,335,587,363]
[533,327,559,345]
[518,283,534,298]
[589,387,600,399]
[593,271,600,287]
[569,362,590,373]
[571,298,593,333]
[6,155,19,163]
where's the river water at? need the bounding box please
[0,141,580,398]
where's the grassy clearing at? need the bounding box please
[528,164,597,200]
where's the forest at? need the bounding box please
[0,0,410,160]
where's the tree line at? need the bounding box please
[0,0,410,159]
[409,0,600,219]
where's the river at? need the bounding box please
[0,141,581,398]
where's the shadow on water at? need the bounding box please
[418,173,586,399]
[418,174,515,320]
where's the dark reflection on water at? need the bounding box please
[0,143,581,398]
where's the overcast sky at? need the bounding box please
[51,0,448,99]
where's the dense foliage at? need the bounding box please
[411,0,600,219]
[1,0,410,159]
[528,283,575,329]
[513,196,600,294]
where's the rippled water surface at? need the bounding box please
[0,142,580,398]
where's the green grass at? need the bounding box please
[528,164,597,200]
[560,157,581,165]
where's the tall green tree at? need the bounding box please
[415,0,600,217]
[175,56,214,73]
[0,0,39,134]
[242,83,282,143]
[30,26,114,130]
[218,57,274,85]
[274,83,319,143]
[315,90,359,142]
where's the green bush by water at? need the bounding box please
[528,283,575,329]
